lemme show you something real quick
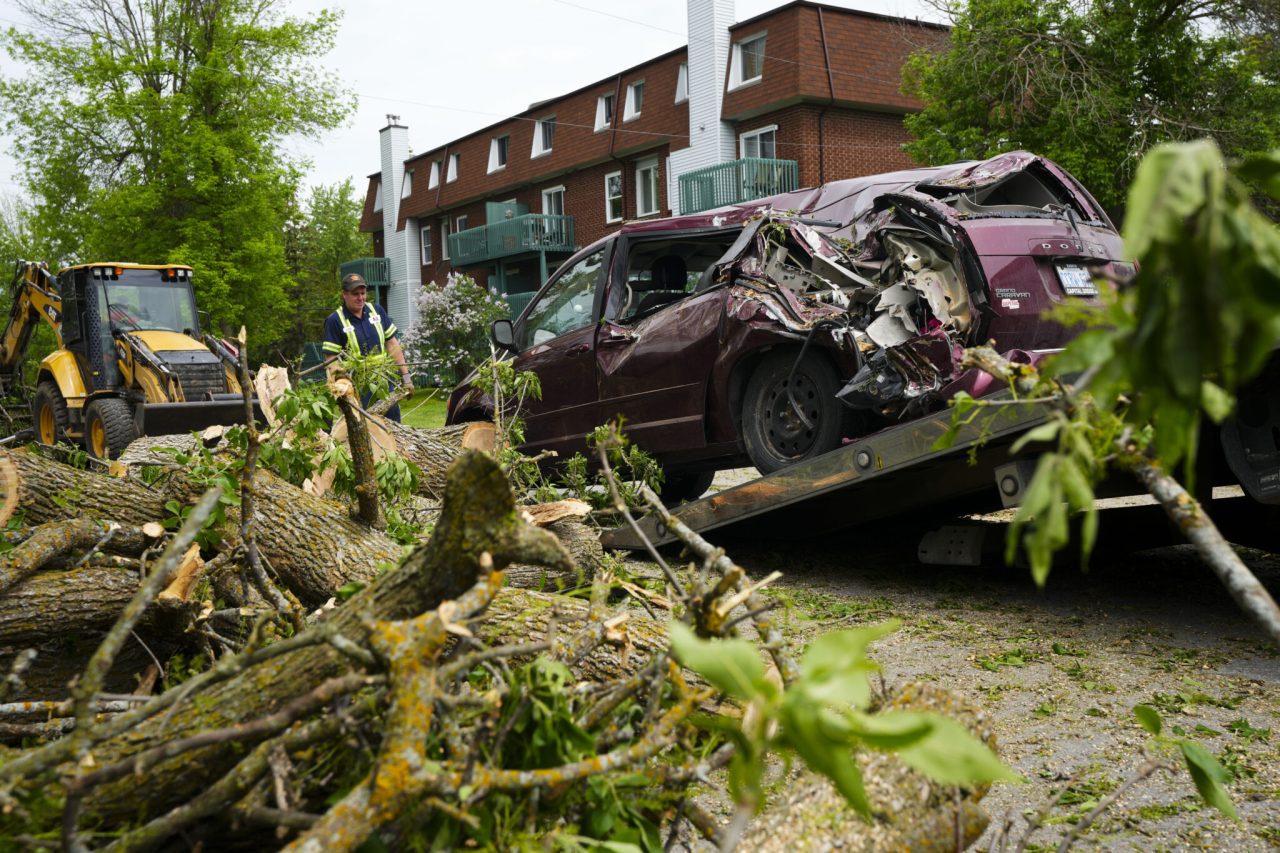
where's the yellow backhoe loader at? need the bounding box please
[0,259,257,459]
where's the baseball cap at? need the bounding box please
[341,273,367,291]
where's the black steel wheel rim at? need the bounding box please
[763,372,819,458]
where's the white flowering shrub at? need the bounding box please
[406,272,511,386]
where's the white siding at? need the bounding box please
[379,121,422,335]
[667,0,737,215]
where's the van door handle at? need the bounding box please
[565,343,590,357]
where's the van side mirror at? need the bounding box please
[491,319,516,353]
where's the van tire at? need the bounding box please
[742,350,844,475]
[85,398,138,461]
[659,470,716,505]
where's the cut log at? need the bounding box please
[506,519,602,590]
[74,452,576,822]
[2,448,402,607]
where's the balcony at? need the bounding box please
[338,257,390,288]
[678,158,799,214]
[448,214,575,268]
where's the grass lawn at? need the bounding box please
[399,391,450,429]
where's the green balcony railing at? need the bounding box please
[448,214,575,268]
[339,257,390,287]
[678,158,799,214]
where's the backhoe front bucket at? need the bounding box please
[134,398,265,437]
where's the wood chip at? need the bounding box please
[523,499,593,527]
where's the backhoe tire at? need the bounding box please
[85,398,138,461]
[32,380,69,447]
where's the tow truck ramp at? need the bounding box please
[602,393,1050,550]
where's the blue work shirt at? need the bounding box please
[321,303,404,422]
[322,303,399,357]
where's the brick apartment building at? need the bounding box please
[348,0,945,333]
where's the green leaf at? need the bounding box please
[798,621,899,708]
[1199,379,1235,423]
[780,700,871,817]
[1235,150,1280,200]
[1179,741,1239,819]
[1010,420,1062,454]
[1123,141,1222,261]
[879,711,1020,786]
[1133,704,1162,736]
[668,621,768,701]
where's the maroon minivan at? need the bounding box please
[448,151,1127,502]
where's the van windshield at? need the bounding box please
[104,272,200,335]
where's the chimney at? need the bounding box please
[669,0,736,214]
[378,117,421,334]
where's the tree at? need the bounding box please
[902,0,1280,212]
[0,0,354,348]
[281,179,371,356]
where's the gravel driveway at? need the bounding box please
[647,473,1280,849]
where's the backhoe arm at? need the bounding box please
[0,261,63,393]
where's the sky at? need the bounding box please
[0,0,940,200]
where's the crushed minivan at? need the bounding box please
[448,151,1128,501]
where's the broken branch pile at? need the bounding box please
[0,395,1008,850]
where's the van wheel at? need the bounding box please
[32,380,69,446]
[742,350,844,475]
[85,398,138,460]
[659,470,716,505]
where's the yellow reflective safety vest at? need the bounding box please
[331,303,387,357]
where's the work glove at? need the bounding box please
[401,376,415,399]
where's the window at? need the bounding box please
[372,182,383,212]
[739,125,777,159]
[520,249,605,348]
[624,80,644,121]
[488,135,508,173]
[636,158,660,217]
[455,214,468,232]
[605,171,623,223]
[401,169,413,198]
[594,93,614,131]
[420,225,433,265]
[447,152,460,183]
[428,160,441,189]
[441,216,451,262]
[532,116,556,156]
[542,186,565,217]
[730,32,766,89]
[675,63,688,103]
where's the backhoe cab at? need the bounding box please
[0,260,253,460]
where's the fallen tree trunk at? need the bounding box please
[2,448,401,607]
[39,451,574,823]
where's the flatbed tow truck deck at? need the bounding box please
[601,393,1051,550]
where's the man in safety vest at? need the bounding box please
[322,272,413,422]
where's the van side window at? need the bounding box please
[521,250,605,348]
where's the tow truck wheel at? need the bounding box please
[32,380,69,446]
[84,398,138,461]
[742,350,844,475]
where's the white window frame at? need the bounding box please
[441,216,451,262]
[729,31,767,90]
[455,214,468,233]
[604,171,623,223]
[488,135,508,173]
[541,185,566,217]
[675,63,688,103]
[446,152,460,183]
[635,157,659,218]
[428,160,440,190]
[623,80,644,122]
[372,182,383,212]
[400,169,413,198]
[532,116,556,157]
[739,124,778,159]
[594,93,614,132]
[420,224,433,265]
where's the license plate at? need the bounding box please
[1056,264,1097,297]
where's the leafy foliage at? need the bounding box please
[0,0,353,347]
[903,0,1280,212]
[406,272,510,385]
[1132,705,1240,819]
[671,620,1018,816]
